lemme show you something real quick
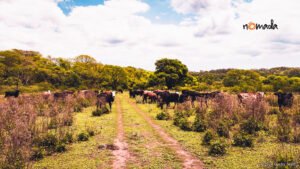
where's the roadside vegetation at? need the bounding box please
[134,94,300,169]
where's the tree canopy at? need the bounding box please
[153,58,189,89]
[1,49,300,93]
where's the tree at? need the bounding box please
[154,58,189,89]
[74,55,96,64]
[100,65,128,90]
[223,70,262,92]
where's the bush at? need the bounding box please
[30,147,46,161]
[270,147,300,169]
[209,141,227,156]
[240,118,263,135]
[193,115,207,132]
[173,111,185,126]
[202,130,214,145]
[87,129,95,136]
[175,117,192,131]
[92,108,109,116]
[233,133,254,147]
[55,143,67,153]
[277,113,292,143]
[156,111,170,120]
[77,132,89,141]
[62,132,73,144]
[217,122,230,138]
[38,133,58,151]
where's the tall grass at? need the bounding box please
[0,92,96,168]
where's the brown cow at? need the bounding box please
[143,91,157,103]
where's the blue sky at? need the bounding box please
[58,0,187,24]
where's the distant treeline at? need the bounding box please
[0,49,300,93]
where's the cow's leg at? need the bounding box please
[109,102,112,111]
[160,103,163,109]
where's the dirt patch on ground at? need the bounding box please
[128,100,204,169]
[111,98,130,169]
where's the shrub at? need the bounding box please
[30,147,46,161]
[209,140,227,156]
[217,122,230,138]
[62,132,73,144]
[233,133,254,147]
[277,112,292,143]
[269,147,300,169]
[156,111,170,120]
[202,130,214,145]
[240,118,263,135]
[55,143,67,153]
[173,111,185,126]
[193,114,207,132]
[77,132,89,141]
[92,108,109,116]
[175,117,192,131]
[39,133,58,151]
[87,129,95,137]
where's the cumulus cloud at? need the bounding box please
[0,0,299,71]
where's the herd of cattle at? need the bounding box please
[130,89,295,109]
[3,89,120,111]
[2,88,295,110]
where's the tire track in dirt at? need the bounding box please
[128,100,204,169]
[112,98,130,169]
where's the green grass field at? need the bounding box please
[33,106,117,169]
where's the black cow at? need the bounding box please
[180,90,221,107]
[129,90,144,98]
[274,92,293,109]
[4,90,20,98]
[180,90,202,106]
[97,91,114,111]
[158,92,179,109]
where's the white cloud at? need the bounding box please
[0,0,299,71]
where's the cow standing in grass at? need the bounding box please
[274,92,293,109]
[157,91,179,109]
[142,91,157,103]
[96,91,114,111]
[4,90,20,98]
[129,89,144,98]
[179,90,221,107]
